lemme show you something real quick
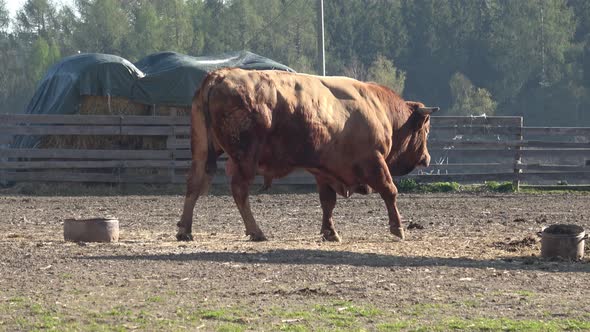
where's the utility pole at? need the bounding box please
[317,0,325,76]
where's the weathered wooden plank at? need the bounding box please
[429,140,517,148]
[0,160,191,169]
[428,149,516,159]
[0,125,175,136]
[0,135,12,145]
[520,149,590,159]
[517,164,590,172]
[424,162,514,170]
[432,126,521,135]
[519,171,590,182]
[168,139,190,149]
[431,116,522,126]
[430,140,590,149]
[0,114,190,125]
[428,148,590,159]
[2,114,521,126]
[401,171,590,184]
[1,148,172,160]
[523,127,590,136]
[3,169,587,185]
[400,172,517,183]
[0,171,180,183]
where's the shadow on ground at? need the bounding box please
[80,249,590,273]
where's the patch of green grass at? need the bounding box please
[11,302,69,331]
[514,290,535,297]
[183,307,251,326]
[396,178,421,192]
[396,179,461,193]
[104,306,133,317]
[279,324,309,332]
[423,181,460,192]
[459,299,480,308]
[441,317,590,331]
[146,295,164,303]
[402,303,448,317]
[484,181,515,192]
[200,309,230,319]
[8,296,26,304]
[216,323,246,332]
[377,320,414,331]
[269,307,312,321]
[4,297,590,332]
[312,304,357,328]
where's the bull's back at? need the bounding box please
[207,69,394,171]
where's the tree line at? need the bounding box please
[1,0,589,126]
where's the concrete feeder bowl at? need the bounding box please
[64,218,119,243]
[538,224,587,260]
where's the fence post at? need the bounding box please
[168,124,177,184]
[0,135,9,186]
[513,117,523,191]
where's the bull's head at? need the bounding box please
[388,101,439,176]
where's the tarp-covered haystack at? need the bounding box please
[15,51,294,149]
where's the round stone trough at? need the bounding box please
[63,218,119,243]
[538,224,586,260]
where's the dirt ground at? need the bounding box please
[0,190,589,331]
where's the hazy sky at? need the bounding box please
[6,0,75,18]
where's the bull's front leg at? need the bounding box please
[316,178,341,242]
[380,185,405,240]
[363,155,405,240]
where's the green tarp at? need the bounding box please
[24,50,294,116]
[12,51,293,149]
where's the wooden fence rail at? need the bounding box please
[1,114,589,188]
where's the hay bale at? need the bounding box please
[79,95,150,116]
[39,96,190,150]
[36,96,190,182]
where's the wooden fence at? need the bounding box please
[1,114,589,188]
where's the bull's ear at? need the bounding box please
[407,101,438,129]
[405,101,422,112]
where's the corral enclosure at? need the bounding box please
[1,111,589,187]
[1,106,590,330]
[1,192,589,330]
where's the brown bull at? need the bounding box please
[177,68,438,242]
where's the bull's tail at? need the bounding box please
[177,72,223,241]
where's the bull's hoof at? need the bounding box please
[321,231,341,242]
[248,233,268,242]
[390,227,405,240]
[176,233,194,241]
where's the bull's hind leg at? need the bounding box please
[316,178,341,242]
[229,158,267,241]
[363,155,405,240]
[177,160,212,241]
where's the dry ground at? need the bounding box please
[0,190,589,331]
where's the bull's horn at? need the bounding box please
[417,107,440,115]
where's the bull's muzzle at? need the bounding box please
[418,154,431,168]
